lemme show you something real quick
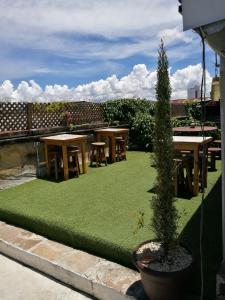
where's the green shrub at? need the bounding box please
[102,98,155,125]
[171,117,200,128]
[185,100,202,121]
[130,112,155,150]
[103,98,155,150]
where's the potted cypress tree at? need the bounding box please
[132,40,193,300]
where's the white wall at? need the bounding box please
[182,0,225,30]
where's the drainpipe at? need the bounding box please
[220,56,225,259]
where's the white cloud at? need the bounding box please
[0,0,215,108]
[11,80,42,101]
[0,0,196,81]
[0,80,14,98]
[0,1,180,40]
[171,64,212,99]
[158,27,193,46]
[0,63,212,102]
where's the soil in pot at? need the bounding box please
[133,240,193,300]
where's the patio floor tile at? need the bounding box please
[57,250,101,274]
[30,239,74,261]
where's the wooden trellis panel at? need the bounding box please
[32,103,62,128]
[61,102,104,125]
[0,102,28,132]
[32,102,104,128]
[0,101,105,133]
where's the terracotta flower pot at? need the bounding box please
[132,240,193,300]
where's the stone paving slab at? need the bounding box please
[0,253,94,300]
[0,221,147,300]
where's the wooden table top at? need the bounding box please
[172,126,217,132]
[173,135,213,144]
[95,128,129,133]
[40,134,87,142]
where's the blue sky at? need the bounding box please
[0,0,215,101]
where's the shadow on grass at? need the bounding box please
[179,176,222,300]
[148,186,192,200]
[38,172,82,183]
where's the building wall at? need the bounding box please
[0,142,37,170]
[187,85,200,99]
[211,76,220,101]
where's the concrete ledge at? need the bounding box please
[0,221,147,300]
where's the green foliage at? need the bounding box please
[130,112,155,150]
[102,100,121,125]
[103,98,155,150]
[185,100,202,121]
[151,40,178,255]
[103,98,154,125]
[45,102,66,113]
[171,117,201,128]
[33,102,66,113]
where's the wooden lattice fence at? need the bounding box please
[0,102,28,132]
[171,103,187,118]
[0,101,105,132]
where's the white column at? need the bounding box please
[220,56,225,259]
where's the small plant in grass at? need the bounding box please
[151,40,178,257]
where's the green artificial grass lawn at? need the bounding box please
[0,151,222,299]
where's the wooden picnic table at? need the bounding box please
[94,128,129,162]
[173,135,213,196]
[40,134,87,180]
[173,126,217,134]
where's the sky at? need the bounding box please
[0,0,216,102]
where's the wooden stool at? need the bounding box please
[67,145,79,151]
[68,148,80,177]
[90,142,107,167]
[115,137,126,161]
[208,147,221,170]
[48,151,62,180]
[213,140,221,146]
[173,156,193,197]
[198,150,209,189]
[35,142,61,180]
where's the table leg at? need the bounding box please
[123,133,128,147]
[111,137,116,163]
[108,137,112,162]
[193,148,199,196]
[204,145,208,187]
[62,145,69,180]
[123,133,128,154]
[80,142,87,173]
[44,143,50,177]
